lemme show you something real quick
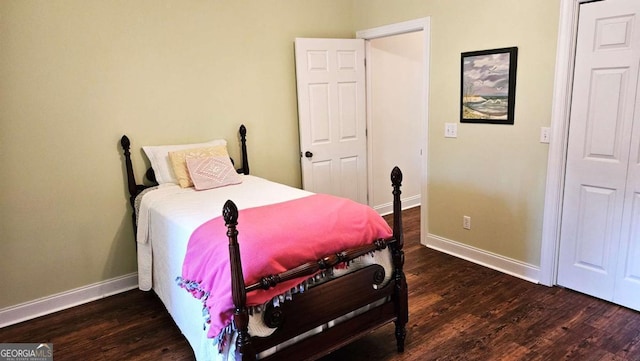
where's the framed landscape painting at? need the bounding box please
[460,47,518,124]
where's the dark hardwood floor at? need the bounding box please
[1,207,639,360]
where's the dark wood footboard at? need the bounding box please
[224,167,407,360]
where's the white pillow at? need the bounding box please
[142,139,227,184]
[186,156,242,190]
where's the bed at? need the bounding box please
[119,125,408,360]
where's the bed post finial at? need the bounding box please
[223,199,239,226]
[224,200,255,360]
[239,124,250,175]
[120,135,130,150]
[390,166,408,353]
[391,166,402,186]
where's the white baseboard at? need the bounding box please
[0,273,138,328]
[425,234,540,284]
[374,194,421,216]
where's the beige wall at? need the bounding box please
[353,0,560,265]
[0,0,561,311]
[0,0,353,309]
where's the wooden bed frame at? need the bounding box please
[120,125,408,361]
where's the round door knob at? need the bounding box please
[305,151,313,158]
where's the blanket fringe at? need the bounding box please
[176,252,381,353]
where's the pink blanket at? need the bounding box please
[178,194,392,339]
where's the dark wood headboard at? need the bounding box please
[120,124,250,211]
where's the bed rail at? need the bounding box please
[244,238,390,293]
[223,166,406,360]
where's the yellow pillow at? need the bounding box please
[169,145,230,188]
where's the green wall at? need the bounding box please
[0,0,560,311]
[0,0,353,309]
[352,0,560,265]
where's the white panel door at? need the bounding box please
[558,0,640,310]
[615,0,640,309]
[294,38,367,204]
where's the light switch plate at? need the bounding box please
[540,127,550,143]
[445,123,458,138]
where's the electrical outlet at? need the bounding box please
[445,123,458,138]
[540,127,550,143]
[463,215,471,230]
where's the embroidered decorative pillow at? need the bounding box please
[168,145,230,188]
[142,139,227,184]
[186,156,242,191]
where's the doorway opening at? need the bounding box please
[357,17,430,243]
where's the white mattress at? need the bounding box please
[135,175,392,360]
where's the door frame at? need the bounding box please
[355,17,431,236]
[540,0,597,286]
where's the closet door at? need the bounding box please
[615,24,640,309]
[557,0,640,309]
